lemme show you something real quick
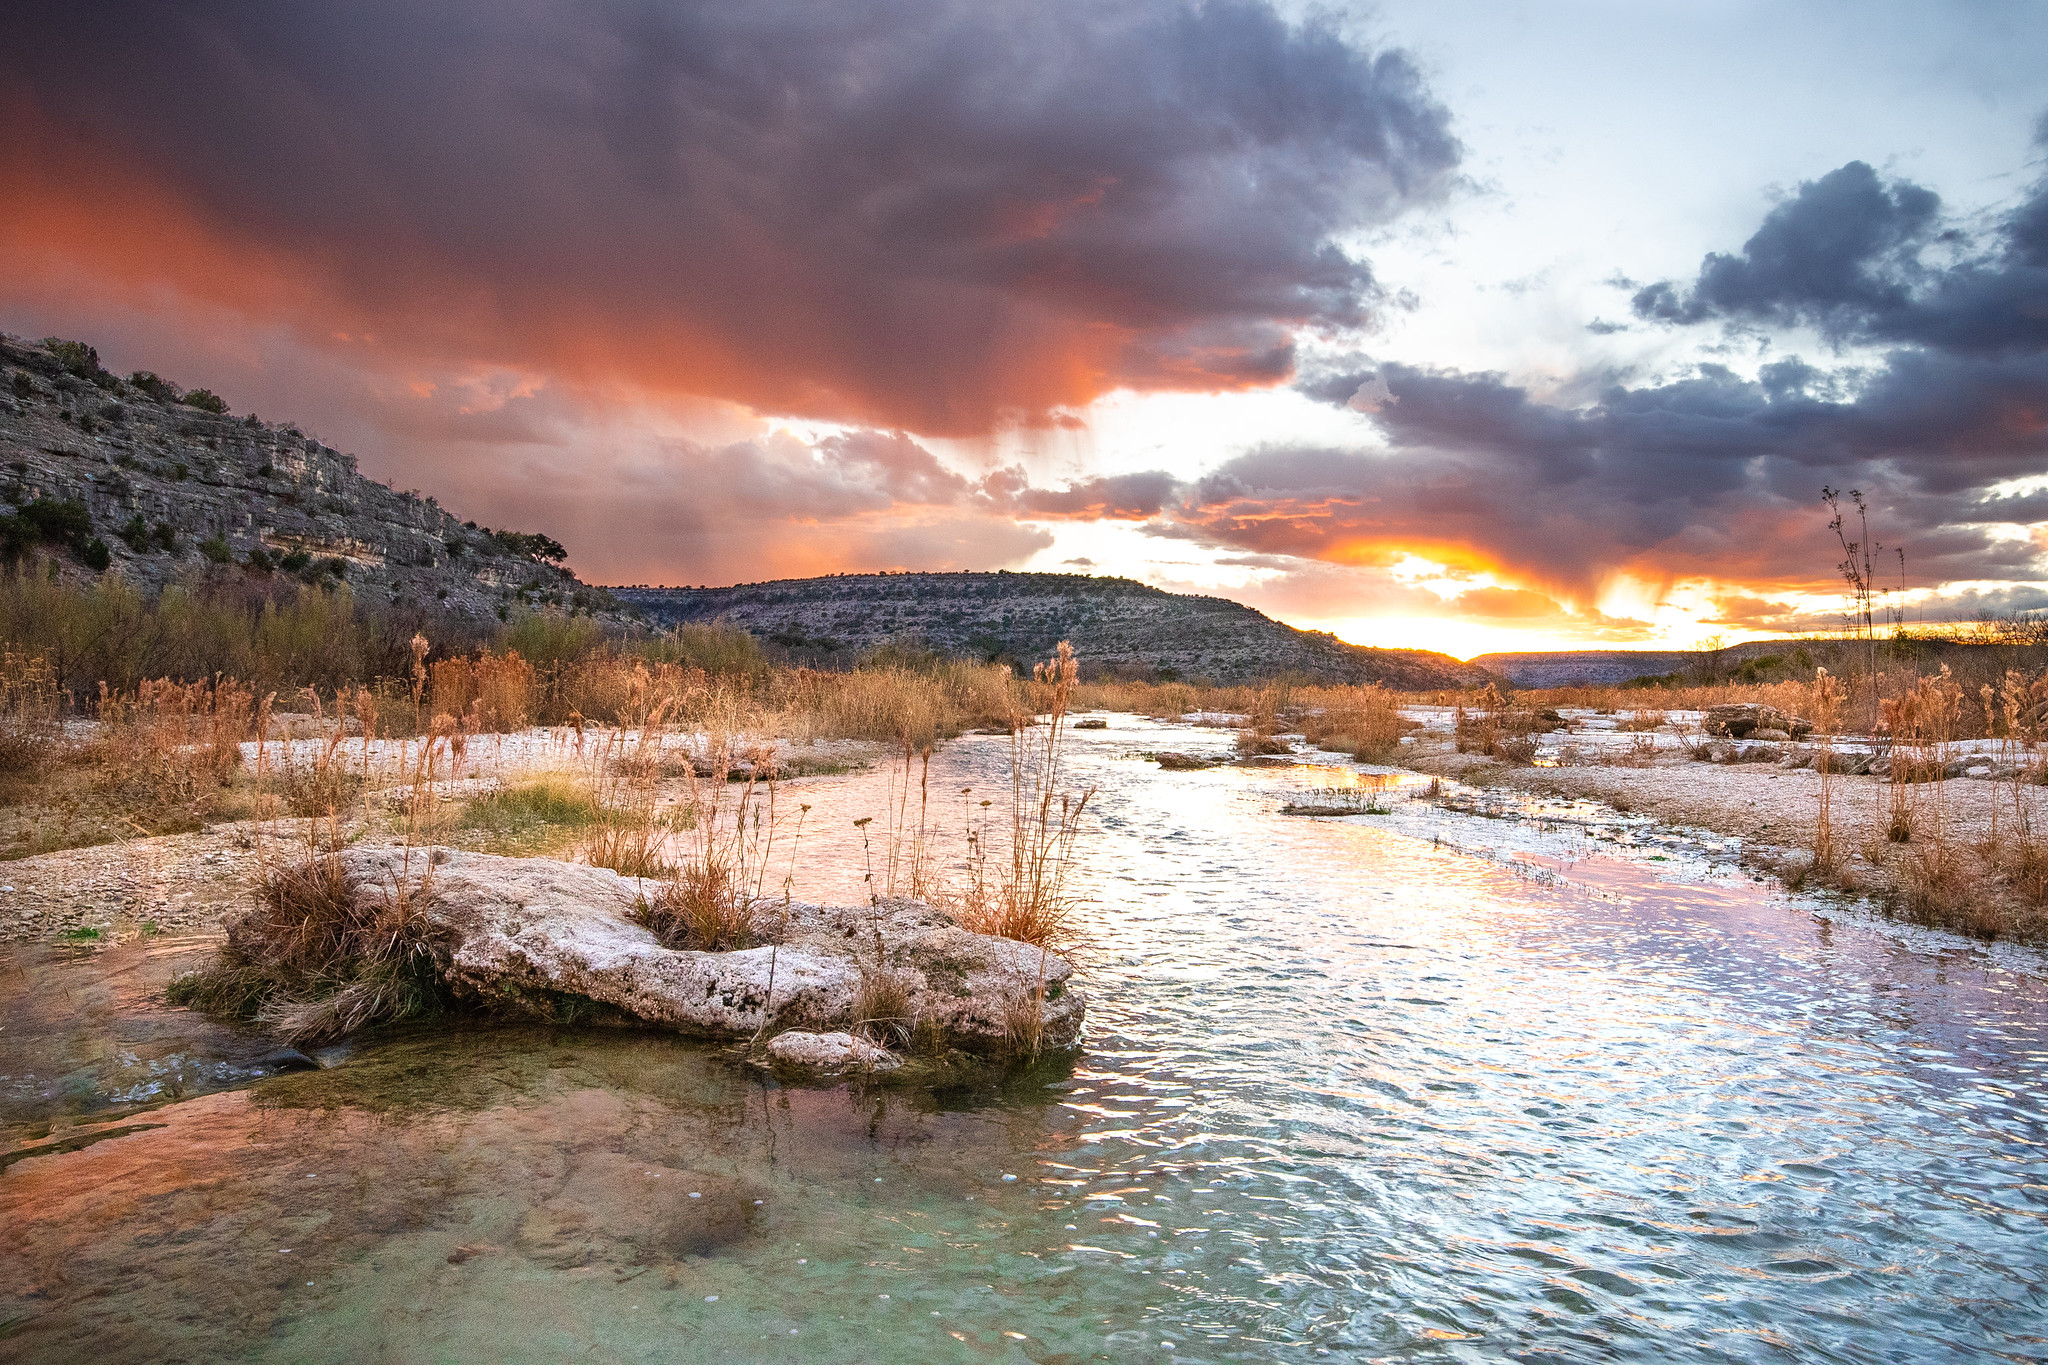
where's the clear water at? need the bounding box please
[3,719,2045,1363]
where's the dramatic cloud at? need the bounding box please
[0,0,1457,433]
[1250,157,2048,609]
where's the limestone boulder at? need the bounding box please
[1702,703,1814,739]
[336,847,1082,1057]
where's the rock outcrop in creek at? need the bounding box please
[338,847,1083,1059]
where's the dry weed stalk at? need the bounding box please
[637,723,790,952]
[1811,668,1844,877]
[949,641,1094,953]
[269,686,375,817]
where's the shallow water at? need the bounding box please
[3,718,2046,1362]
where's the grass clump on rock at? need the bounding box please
[634,858,770,951]
[169,849,448,1043]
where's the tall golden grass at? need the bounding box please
[1298,683,1409,762]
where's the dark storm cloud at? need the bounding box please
[1631,161,2048,355]
[0,0,1459,433]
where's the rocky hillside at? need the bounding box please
[0,333,610,622]
[616,573,1490,688]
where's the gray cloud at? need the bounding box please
[1631,160,2048,355]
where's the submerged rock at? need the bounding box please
[765,1030,903,1073]
[332,847,1083,1057]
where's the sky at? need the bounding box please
[4,0,2046,659]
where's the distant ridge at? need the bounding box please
[615,573,1492,689]
[1471,650,1696,687]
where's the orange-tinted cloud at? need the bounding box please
[0,0,1457,435]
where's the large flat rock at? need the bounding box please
[339,847,1083,1055]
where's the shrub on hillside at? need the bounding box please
[128,371,178,403]
[43,338,102,380]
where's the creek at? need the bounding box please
[2,718,2044,1362]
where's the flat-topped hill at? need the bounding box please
[615,573,1490,688]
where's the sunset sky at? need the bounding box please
[5,1,2046,658]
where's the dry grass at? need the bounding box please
[946,642,1094,953]
[1311,684,1413,762]
[431,649,536,732]
[86,676,254,831]
[584,816,676,879]
[264,687,377,817]
[461,776,600,832]
[169,842,445,1043]
[1450,684,1546,765]
[851,964,915,1046]
[1811,668,1844,877]
[0,651,61,799]
[637,857,767,951]
[1234,684,1288,755]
